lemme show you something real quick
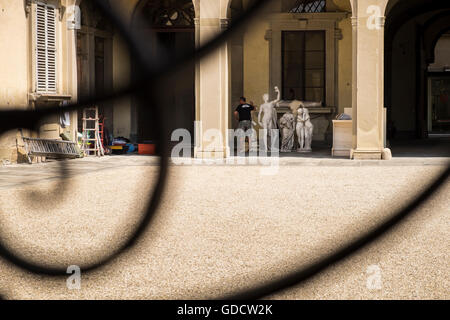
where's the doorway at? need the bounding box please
[76,1,113,139]
[428,75,450,135]
[132,0,196,143]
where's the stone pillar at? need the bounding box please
[194,1,230,159]
[351,0,390,160]
[64,0,79,141]
[351,15,358,150]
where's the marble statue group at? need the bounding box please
[257,87,314,153]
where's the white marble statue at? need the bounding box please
[279,112,295,152]
[296,104,314,152]
[258,86,280,151]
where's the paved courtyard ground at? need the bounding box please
[0,155,448,299]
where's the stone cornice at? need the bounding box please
[269,12,350,22]
[25,0,65,20]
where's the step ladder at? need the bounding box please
[82,107,104,157]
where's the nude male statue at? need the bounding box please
[296,104,314,152]
[258,86,280,151]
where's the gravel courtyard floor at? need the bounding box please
[0,156,448,299]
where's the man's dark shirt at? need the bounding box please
[235,104,255,121]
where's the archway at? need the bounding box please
[428,32,450,136]
[132,0,196,143]
[385,0,450,144]
[226,0,348,155]
[76,0,114,139]
[228,0,245,132]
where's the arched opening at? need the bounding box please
[132,0,196,143]
[229,0,245,132]
[76,0,114,140]
[226,0,349,155]
[385,0,450,155]
[427,32,450,135]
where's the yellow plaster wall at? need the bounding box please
[337,16,352,114]
[0,0,29,109]
[243,20,270,107]
[0,0,30,162]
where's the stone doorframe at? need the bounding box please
[266,12,348,107]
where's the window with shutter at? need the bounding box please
[36,2,57,93]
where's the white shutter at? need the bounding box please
[36,2,57,93]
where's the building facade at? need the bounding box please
[0,0,449,162]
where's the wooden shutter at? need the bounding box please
[36,2,57,93]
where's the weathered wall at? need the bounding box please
[0,1,30,162]
[0,1,29,109]
[0,0,80,162]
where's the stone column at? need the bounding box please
[194,1,230,159]
[351,15,358,150]
[64,0,79,141]
[351,0,390,160]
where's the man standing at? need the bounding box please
[234,97,257,153]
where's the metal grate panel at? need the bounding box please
[22,137,80,163]
[289,0,326,13]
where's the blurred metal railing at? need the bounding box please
[0,0,448,300]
